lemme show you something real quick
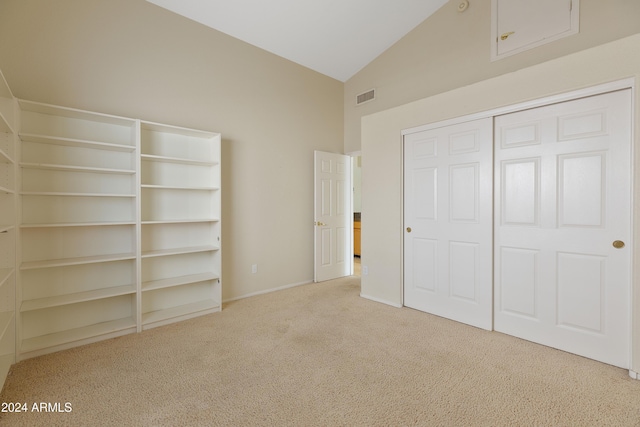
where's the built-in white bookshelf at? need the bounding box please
[140,122,221,330]
[0,69,222,382]
[0,70,16,386]
[17,100,139,359]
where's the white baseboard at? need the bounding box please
[223,280,313,303]
[360,293,403,308]
[629,370,639,380]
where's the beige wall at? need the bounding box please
[0,0,344,301]
[345,0,640,153]
[359,34,640,370]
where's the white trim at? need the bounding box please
[402,78,635,136]
[222,280,313,303]
[399,133,405,308]
[360,293,403,308]
[630,82,637,372]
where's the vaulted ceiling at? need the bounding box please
[146,0,449,82]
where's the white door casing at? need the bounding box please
[403,118,493,330]
[494,89,632,368]
[314,151,352,282]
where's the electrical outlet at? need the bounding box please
[251,264,258,274]
[362,266,368,275]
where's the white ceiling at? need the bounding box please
[146,0,449,82]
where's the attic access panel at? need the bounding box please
[491,0,579,61]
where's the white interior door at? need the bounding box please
[403,118,493,330]
[494,89,632,368]
[314,151,351,282]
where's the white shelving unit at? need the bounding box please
[140,122,221,330]
[0,69,222,380]
[17,100,139,359]
[0,70,16,385]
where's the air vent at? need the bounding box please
[356,89,375,105]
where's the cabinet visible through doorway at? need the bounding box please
[354,219,361,256]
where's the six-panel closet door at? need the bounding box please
[494,89,632,369]
[403,88,632,368]
[403,118,493,330]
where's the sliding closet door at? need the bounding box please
[404,118,493,330]
[494,89,632,368]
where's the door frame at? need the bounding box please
[348,151,362,275]
[400,78,637,376]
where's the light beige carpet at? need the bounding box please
[1,276,639,426]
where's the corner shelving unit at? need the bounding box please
[139,122,221,330]
[0,70,16,385]
[17,100,138,359]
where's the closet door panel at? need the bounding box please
[494,89,632,369]
[403,117,493,330]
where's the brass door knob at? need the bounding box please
[500,31,515,41]
[406,227,412,233]
[613,240,625,249]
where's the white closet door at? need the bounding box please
[404,118,493,330]
[494,89,632,368]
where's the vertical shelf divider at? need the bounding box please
[135,120,142,333]
[0,69,17,387]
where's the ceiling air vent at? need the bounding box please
[356,89,375,106]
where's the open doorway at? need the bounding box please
[351,153,362,276]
